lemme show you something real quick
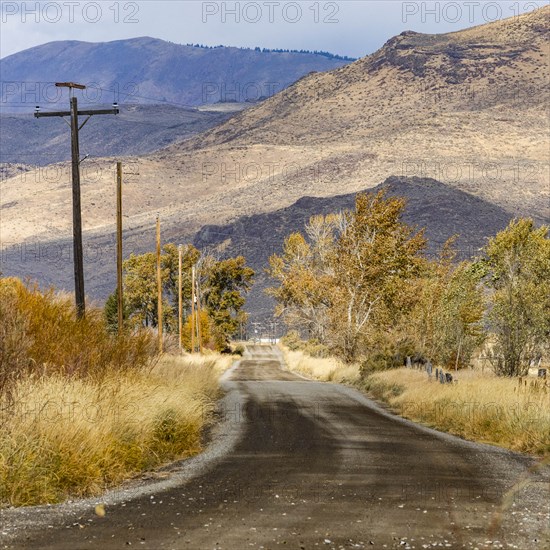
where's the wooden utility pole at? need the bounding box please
[116,162,124,335]
[196,274,203,353]
[191,265,196,353]
[156,216,163,353]
[34,83,119,318]
[178,245,183,353]
[69,95,85,318]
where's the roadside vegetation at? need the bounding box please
[268,191,550,376]
[362,368,549,456]
[271,190,550,455]
[281,344,549,456]
[105,244,254,352]
[281,335,360,384]
[0,277,233,507]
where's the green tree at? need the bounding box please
[120,245,254,348]
[408,239,486,370]
[121,245,200,331]
[122,252,172,328]
[103,288,131,333]
[162,244,200,308]
[203,257,254,350]
[483,219,550,376]
[431,261,486,369]
[162,244,201,334]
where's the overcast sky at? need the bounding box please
[1,1,547,59]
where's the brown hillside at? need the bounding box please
[1,8,548,270]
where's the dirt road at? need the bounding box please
[2,346,548,549]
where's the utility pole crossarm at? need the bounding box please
[56,82,86,90]
[34,110,71,118]
[34,108,119,118]
[77,108,120,116]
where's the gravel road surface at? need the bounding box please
[1,345,548,549]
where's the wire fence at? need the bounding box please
[406,355,548,384]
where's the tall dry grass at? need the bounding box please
[281,347,360,383]
[0,354,224,507]
[0,278,230,507]
[361,368,550,456]
[0,278,154,391]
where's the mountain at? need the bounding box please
[1,9,548,307]
[0,37,353,111]
[177,6,549,221]
[193,176,514,319]
[0,104,235,166]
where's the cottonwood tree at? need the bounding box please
[436,261,486,370]
[162,244,201,309]
[203,256,254,350]
[109,244,200,330]
[181,310,212,352]
[409,240,486,370]
[425,261,485,370]
[121,252,171,328]
[268,191,426,363]
[329,192,426,362]
[269,198,548,376]
[482,219,550,376]
[267,214,338,341]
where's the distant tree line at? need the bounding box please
[185,43,356,61]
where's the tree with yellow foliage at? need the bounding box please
[268,191,426,362]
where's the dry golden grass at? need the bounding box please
[0,277,155,389]
[0,277,232,507]
[281,347,360,384]
[362,368,550,456]
[0,353,226,507]
[158,351,234,377]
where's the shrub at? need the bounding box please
[233,344,245,356]
[280,332,331,358]
[0,277,155,392]
[0,279,230,507]
[302,340,331,358]
[359,335,416,376]
[0,286,31,396]
[280,330,303,351]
